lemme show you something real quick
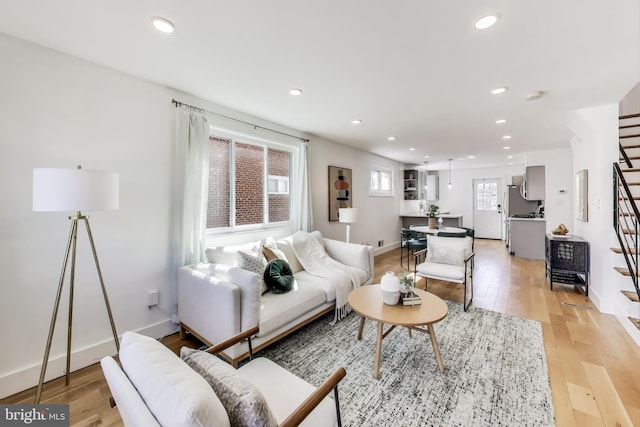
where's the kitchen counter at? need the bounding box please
[509,218,546,259]
[401,213,463,228]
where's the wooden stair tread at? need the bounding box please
[621,229,639,234]
[630,317,640,331]
[620,123,640,129]
[619,168,640,172]
[621,290,640,302]
[614,266,640,277]
[620,113,640,120]
[610,247,639,255]
[620,134,640,139]
[621,144,640,149]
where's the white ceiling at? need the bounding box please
[1,1,638,170]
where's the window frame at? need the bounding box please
[206,126,298,236]
[369,164,395,197]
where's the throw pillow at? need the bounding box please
[263,259,295,294]
[426,245,466,267]
[180,348,278,427]
[261,246,279,262]
[237,249,268,294]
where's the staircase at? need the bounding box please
[613,113,640,333]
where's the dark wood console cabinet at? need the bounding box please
[545,234,590,295]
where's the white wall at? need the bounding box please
[567,104,619,312]
[0,33,401,397]
[308,138,402,253]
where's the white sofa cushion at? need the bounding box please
[294,271,336,302]
[425,236,471,267]
[181,348,278,427]
[237,357,338,426]
[119,332,230,427]
[205,240,260,266]
[275,236,304,274]
[416,261,465,282]
[258,282,326,336]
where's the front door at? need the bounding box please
[473,178,503,239]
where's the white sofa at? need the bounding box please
[101,329,346,426]
[178,231,374,366]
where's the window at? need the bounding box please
[476,182,498,210]
[370,165,394,196]
[207,130,294,231]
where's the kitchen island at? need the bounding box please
[509,217,546,259]
[401,213,463,228]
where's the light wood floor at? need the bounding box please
[3,239,639,426]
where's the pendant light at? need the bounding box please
[448,159,452,189]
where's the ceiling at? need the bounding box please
[1,1,638,170]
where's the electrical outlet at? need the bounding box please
[147,290,159,307]
[378,240,384,247]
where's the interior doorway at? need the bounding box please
[473,178,503,239]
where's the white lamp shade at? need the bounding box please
[33,168,119,212]
[338,207,359,224]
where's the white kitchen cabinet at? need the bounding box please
[524,166,545,201]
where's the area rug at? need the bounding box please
[255,301,555,426]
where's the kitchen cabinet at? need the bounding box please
[404,169,418,200]
[523,166,545,200]
[545,234,589,295]
[509,218,546,259]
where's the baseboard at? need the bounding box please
[372,241,400,256]
[616,314,640,347]
[0,319,176,400]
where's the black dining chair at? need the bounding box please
[400,228,427,270]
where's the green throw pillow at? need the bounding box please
[263,259,294,294]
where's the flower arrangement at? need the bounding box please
[398,273,415,293]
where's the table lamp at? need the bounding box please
[32,165,120,403]
[338,207,359,243]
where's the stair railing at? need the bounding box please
[613,161,640,297]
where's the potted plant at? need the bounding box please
[398,273,421,306]
[427,204,439,228]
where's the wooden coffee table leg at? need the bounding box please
[357,316,365,340]
[427,323,445,372]
[374,321,383,379]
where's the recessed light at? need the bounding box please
[467,155,476,159]
[503,146,511,150]
[475,15,498,30]
[423,155,430,158]
[495,119,506,124]
[289,88,302,96]
[152,17,174,33]
[387,136,396,141]
[409,147,416,151]
[351,119,361,125]
[503,135,512,139]
[507,155,513,159]
[491,87,507,95]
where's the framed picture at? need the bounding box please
[576,169,588,221]
[328,166,353,221]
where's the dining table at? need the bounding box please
[410,225,467,235]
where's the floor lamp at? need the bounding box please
[32,166,120,404]
[338,207,359,243]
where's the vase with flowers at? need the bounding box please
[427,204,439,229]
[398,273,421,306]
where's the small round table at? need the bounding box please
[410,225,467,235]
[348,285,448,379]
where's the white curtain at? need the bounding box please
[171,107,209,320]
[296,140,313,231]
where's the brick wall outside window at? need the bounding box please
[268,148,290,223]
[235,142,264,225]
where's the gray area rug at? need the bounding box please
[255,301,555,427]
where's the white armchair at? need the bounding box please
[413,235,475,311]
[101,328,346,427]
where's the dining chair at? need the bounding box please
[400,228,427,271]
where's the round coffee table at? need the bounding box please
[348,285,448,379]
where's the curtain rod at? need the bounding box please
[171,98,309,143]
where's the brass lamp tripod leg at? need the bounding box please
[35,213,119,404]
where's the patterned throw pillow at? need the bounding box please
[236,249,268,294]
[263,259,295,294]
[180,348,278,427]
